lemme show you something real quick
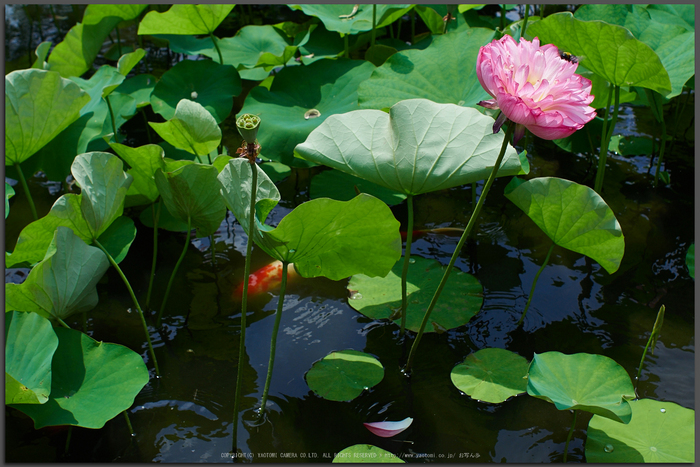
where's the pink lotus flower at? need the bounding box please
[364,417,413,437]
[476,35,596,144]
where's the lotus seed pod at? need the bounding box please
[236,114,261,144]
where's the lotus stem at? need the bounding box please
[115,25,122,58]
[595,85,620,194]
[156,214,192,327]
[232,155,258,451]
[105,94,119,144]
[399,195,414,336]
[209,234,217,266]
[517,242,555,326]
[540,4,545,19]
[57,317,71,329]
[146,198,162,310]
[472,181,477,206]
[64,426,72,455]
[209,32,224,65]
[521,4,530,39]
[13,162,38,221]
[258,261,289,420]
[500,5,506,31]
[653,104,668,188]
[405,123,515,373]
[141,108,153,144]
[371,5,377,47]
[636,304,665,391]
[396,12,402,39]
[562,409,578,462]
[93,238,160,376]
[343,33,349,58]
[123,410,134,436]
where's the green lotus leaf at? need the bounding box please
[686,243,694,279]
[646,4,694,31]
[259,161,291,183]
[154,163,226,238]
[288,4,411,35]
[10,326,149,429]
[98,92,137,141]
[504,177,625,274]
[414,5,445,35]
[451,348,529,403]
[81,4,148,26]
[69,65,124,108]
[138,4,235,35]
[109,142,166,206]
[298,23,344,65]
[46,20,117,78]
[310,169,406,206]
[295,99,522,196]
[31,41,51,69]
[358,28,495,110]
[6,183,15,218]
[116,48,145,77]
[527,12,672,95]
[95,216,137,265]
[5,227,109,321]
[581,71,638,110]
[138,201,190,233]
[586,399,694,463]
[72,152,133,239]
[526,351,635,424]
[240,59,375,167]
[5,311,58,405]
[348,255,483,332]
[333,445,404,463]
[219,158,401,280]
[306,350,384,402]
[575,5,694,98]
[113,74,156,108]
[149,59,241,123]
[5,69,90,166]
[364,44,398,67]
[149,99,222,158]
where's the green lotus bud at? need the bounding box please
[236,114,261,144]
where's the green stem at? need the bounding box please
[115,26,122,57]
[396,12,402,39]
[471,181,477,206]
[343,33,349,58]
[258,261,289,419]
[141,108,153,144]
[209,32,224,65]
[105,95,119,144]
[64,426,72,455]
[156,214,192,327]
[653,108,667,188]
[405,123,515,373]
[123,410,134,436]
[209,234,217,266]
[49,5,60,34]
[13,162,38,221]
[146,198,162,310]
[500,5,506,31]
[595,85,619,194]
[539,4,545,19]
[400,196,414,336]
[57,317,71,329]
[93,238,160,376]
[521,4,529,39]
[517,242,554,326]
[563,410,578,463]
[371,5,377,47]
[233,159,258,451]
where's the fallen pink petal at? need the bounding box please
[363,417,413,437]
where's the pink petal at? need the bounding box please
[363,417,413,437]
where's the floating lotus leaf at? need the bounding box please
[149,99,222,158]
[5,69,90,165]
[310,169,406,206]
[504,177,625,274]
[138,4,234,35]
[5,311,58,405]
[527,12,672,95]
[154,163,227,238]
[358,27,495,110]
[289,4,411,35]
[296,99,522,196]
[306,350,384,402]
[686,243,694,279]
[348,255,483,333]
[451,348,529,403]
[586,399,694,463]
[150,59,241,123]
[10,326,149,429]
[240,59,375,167]
[527,351,635,424]
[5,227,109,321]
[333,445,404,463]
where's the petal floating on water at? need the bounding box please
[363,417,413,437]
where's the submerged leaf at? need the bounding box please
[306,350,384,402]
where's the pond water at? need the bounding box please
[4,4,695,463]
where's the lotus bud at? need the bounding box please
[236,113,261,145]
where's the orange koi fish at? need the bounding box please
[233,260,298,299]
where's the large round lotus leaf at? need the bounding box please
[154,163,227,238]
[586,399,694,463]
[348,255,483,333]
[240,59,375,167]
[5,227,110,321]
[310,169,406,206]
[451,348,528,403]
[527,12,672,95]
[149,99,222,158]
[138,4,234,35]
[504,177,625,274]
[295,99,522,196]
[113,74,156,108]
[5,69,90,165]
[526,351,636,424]
[150,59,241,123]
[10,326,149,429]
[575,5,694,98]
[646,4,694,31]
[686,243,694,279]
[219,158,401,280]
[333,445,404,463]
[358,27,495,110]
[305,350,384,402]
[289,4,411,35]
[5,311,58,405]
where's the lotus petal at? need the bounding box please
[363,417,413,437]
